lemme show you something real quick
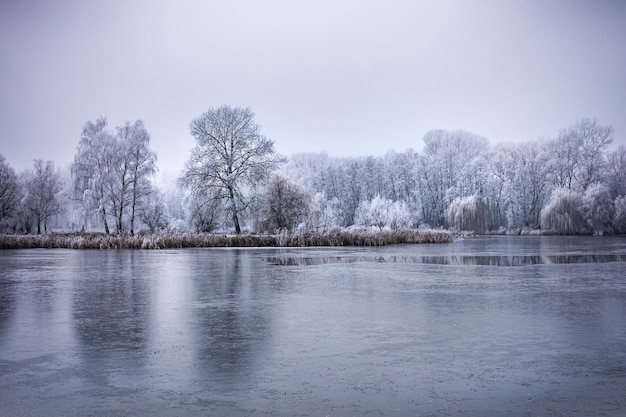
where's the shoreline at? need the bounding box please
[0,229,452,250]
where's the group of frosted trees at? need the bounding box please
[281,119,626,235]
[0,156,64,234]
[0,118,160,235]
[72,118,158,234]
[1,109,625,235]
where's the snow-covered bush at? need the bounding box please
[354,196,412,230]
[540,188,585,234]
[580,183,614,234]
[387,200,412,230]
[355,195,390,229]
[447,195,489,233]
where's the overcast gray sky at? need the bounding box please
[1,0,625,175]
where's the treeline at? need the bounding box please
[0,109,624,236]
[282,119,626,235]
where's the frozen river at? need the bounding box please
[1,236,625,416]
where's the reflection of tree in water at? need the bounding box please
[72,251,150,383]
[192,250,272,384]
[0,254,60,338]
[0,275,15,337]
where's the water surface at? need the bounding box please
[1,236,625,416]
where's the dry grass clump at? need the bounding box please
[0,228,451,250]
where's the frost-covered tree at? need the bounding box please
[308,192,342,232]
[24,160,65,234]
[546,135,579,190]
[505,141,550,230]
[257,173,311,232]
[387,200,413,230]
[613,196,626,234]
[73,118,157,234]
[447,195,489,233]
[540,188,585,234]
[481,145,510,230]
[383,149,419,205]
[117,120,157,235]
[606,145,626,198]
[180,105,284,234]
[355,195,392,229]
[73,118,115,233]
[555,119,613,191]
[0,154,22,227]
[571,119,613,190]
[418,129,488,226]
[580,183,614,234]
[354,196,412,230]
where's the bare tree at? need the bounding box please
[24,160,64,234]
[181,105,284,234]
[137,189,169,233]
[0,154,22,225]
[258,173,311,232]
[186,191,224,233]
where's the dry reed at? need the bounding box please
[0,229,452,250]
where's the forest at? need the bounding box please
[1,106,625,237]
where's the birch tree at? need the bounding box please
[73,118,115,233]
[181,105,284,234]
[73,117,157,234]
[117,120,157,235]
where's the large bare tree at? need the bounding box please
[181,105,284,234]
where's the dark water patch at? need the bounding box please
[267,253,626,266]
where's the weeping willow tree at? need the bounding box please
[447,195,489,233]
[540,188,585,234]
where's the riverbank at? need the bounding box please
[0,229,452,249]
